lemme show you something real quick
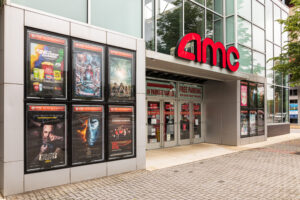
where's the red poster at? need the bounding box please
[241,85,248,107]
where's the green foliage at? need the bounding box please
[271,0,300,86]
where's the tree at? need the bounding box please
[271,0,300,86]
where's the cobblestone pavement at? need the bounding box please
[4,139,300,200]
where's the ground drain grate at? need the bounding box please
[218,180,225,183]
[293,152,300,155]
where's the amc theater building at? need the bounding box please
[0,0,290,196]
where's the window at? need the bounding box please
[91,0,142,38]
[252,26,265,52]
[145,0,155,51]
[237,0,251,21]
[238,45,252,74]
[266,0,273,42]
[238,17,252,47]
[11,0,88,22]
[157,0,183,55]
[252,0,264,29]
[253,51,265,77]
[274,5,281,46]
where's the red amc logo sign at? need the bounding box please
[175,33,240,72]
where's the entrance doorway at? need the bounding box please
[146,78,204,150]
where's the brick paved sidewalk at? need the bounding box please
[3,140,300,200]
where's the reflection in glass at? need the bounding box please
[240,110,249,137]
[145,0,155,50]
[206,11,223,42]
[193,103,201,138]
[252,0,264,28]
[249,110,257,136]
[164,102,175,141]
[238,17,251,47]
[157,0,183,55]
[274,45,282,85]
[184,1,205,37]
[226,16,235,44]
[281,11,289,47]
[257,110,265,136]
[238,45,252,74]
[253,51,265,77]
[266,42,274,84]
[283,88,289,123]
[206,0,223,15]
[226,0,234,16]
[266,0,273,41]
[274,86,283,123]
[180,103,190,140]
[267,84,274,123]
[274,5,281,46]
[147,102,160,143]
[237,0,251,21]
[252,26,265,52]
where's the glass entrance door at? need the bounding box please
[163,101,177,147]
[147,101,161,149]
[179,102,191,145]
[192,103,201,143]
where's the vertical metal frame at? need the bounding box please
[87,0,91,24]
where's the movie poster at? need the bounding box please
[241,85,248,107]
[27,31,67,99]
[26,104,66,172]
[249,111,257,136]
[240,110,248,137]
[72,105,104,165]
[257,110,265,136]
[108,106,134,160]
[249,83,257,108]
[257,84,264,108]
[109,48,134,100]
[193,103,201,138]
[72,41,104,99]
[180,103,190,140]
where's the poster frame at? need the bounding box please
[71,39,105,101]
[107,47,136,102]
[106,105,136,161]
[25,29,68,100]
[24,103,68,173]
[71,104,105,166]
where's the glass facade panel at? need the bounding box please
[253,51,265,77]
[206,11,223,42]
[283,88,289,122]
[273,5,281,46]
[252,26,265,52]
[11,0,87,22]
[266,42,274,84]
[145,0,155,50]
[274,45,282,85]
[91,0,142,38]
[237,17,252,47]
[184,1,205,36]
[226,16,235,44]
[157,0,183,55]
[274,86,283,123]
[252,0,264,29]
[281,12,289,47]
[238,45,252,74]
[266,0,273,42]
[237,0,251,21]
[194,0,205,5]
[226,0,234,16]
[206,0,223,15]
[267,84,274,123]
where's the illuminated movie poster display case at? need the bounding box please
[72,40,104,100]
[240,81,265,138]
[108,48,135,101]
[25,29,137,173]
[25,104,67,172]
[72,105,104,165]
[108,106,135,160]
[26,31,68,99]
